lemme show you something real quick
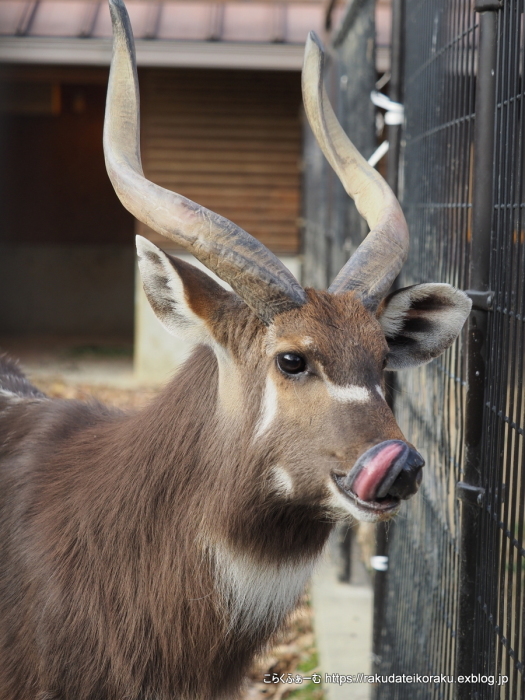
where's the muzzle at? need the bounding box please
[335,440,424,509]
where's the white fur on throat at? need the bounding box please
[211,544,318,634]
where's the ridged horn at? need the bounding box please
[104,0,306,325]
[302,32,409,310]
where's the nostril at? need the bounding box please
[386,448,424,500]
[405,449,425,470]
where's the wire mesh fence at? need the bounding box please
[472,0,525,696]
[375,0,525,696]
[375,0,476,696]
[302,0,524,696]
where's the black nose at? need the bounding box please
[386,448,424,500]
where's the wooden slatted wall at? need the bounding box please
[138,67,302,255]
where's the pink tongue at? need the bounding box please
[352,443,404,501]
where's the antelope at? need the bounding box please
[0,1,472,698]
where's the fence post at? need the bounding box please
[455,2,499,693]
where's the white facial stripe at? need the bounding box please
[211,544,317,634]
[375,384,385,400]
[254,376,278,439]
[325,380,371,403]
[271,466,294,497]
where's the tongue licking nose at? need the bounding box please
[345,440,424,502]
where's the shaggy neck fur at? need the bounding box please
[0,348,331,700]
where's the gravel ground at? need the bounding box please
[30,377,325,700]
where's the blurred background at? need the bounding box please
[0,0,390,385]
[0,4,392,698]
[2,2,524,699]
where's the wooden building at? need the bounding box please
[0,0,333,380]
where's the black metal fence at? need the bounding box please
[302,0,376,290]
[303,0,524,696]
[375,0,476,693]
[473,0,525,694]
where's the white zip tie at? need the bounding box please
[371,90,404,126]
[371,555,389,571]
[368,140,390,167]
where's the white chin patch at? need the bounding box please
[326,480,383,523]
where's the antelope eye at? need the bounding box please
[277,352,307,376]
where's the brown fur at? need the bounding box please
[0,333,333,700]
[0,287,442,700]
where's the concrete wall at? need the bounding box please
[134,253,302,384]
[0,244,134,336]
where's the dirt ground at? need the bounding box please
[31,376,325,700]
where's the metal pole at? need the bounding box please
[386,0,404,193]
[371,0,404,681]
[455,3,499,694]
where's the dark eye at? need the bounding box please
[277,352,307,376]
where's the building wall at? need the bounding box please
[0,69,136,338]
[0,244,134,335]
[0,66,303,378]
[137,67,302,255]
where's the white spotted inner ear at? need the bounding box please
[378,283,472,370]
[136,236,210,344]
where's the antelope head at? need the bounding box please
[104,0,471,524]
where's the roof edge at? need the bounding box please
[0,37,305,71]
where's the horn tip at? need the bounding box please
[108,0,128,22]
[304,31,324,80]
[306,31,324,53]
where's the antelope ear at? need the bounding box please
[378,283,472,370]
[136,236,233,344]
